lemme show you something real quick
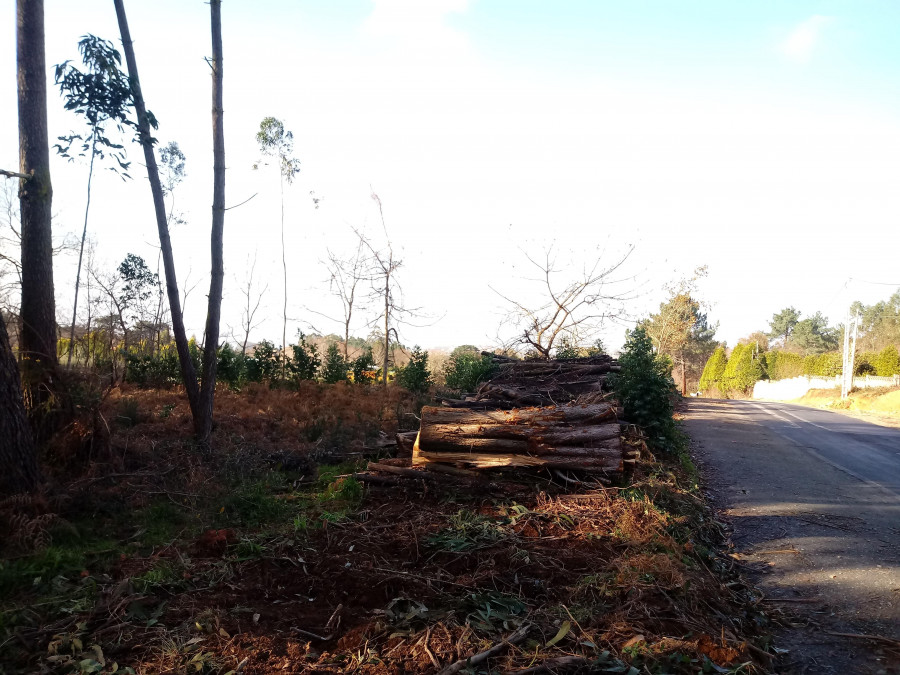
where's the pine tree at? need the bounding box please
[321,342,348,384]
[396,346,433,393]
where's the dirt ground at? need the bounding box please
[684,398,900,675]
[0,385,773,674]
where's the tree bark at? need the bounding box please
[419,404,617,427]
[383,272,389,385]
[280,170,287,380]
[113,0,201,420]
[0,315,39,495]
[414,450,622,471]
[415,403,623,471]
[17,0,57,403]
[196,0,226,441]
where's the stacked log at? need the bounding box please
[413,403,636,473]
[438,353,620,409]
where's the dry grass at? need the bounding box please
[794,385,900,427]
[0,384,769,675]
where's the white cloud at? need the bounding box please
[781,15,832,62]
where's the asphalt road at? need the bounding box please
[684,398,900,675]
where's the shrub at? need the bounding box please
[217,343,248,388]
[443,350,496,392]
[351,347,377,384]
[802,351,842,377]
[855,351,878,376]
[396,345,433,393]
[554,336,581,359]
[874,345,900,376]
[188,336,202,373]
[698,346,726,392]
[763,350,804,381]
[247,339,281,382]
[287,333,320,381]
[321,343,348,384]
[610,328,679,452]
[720,344,764,395]
[124,350,180,388]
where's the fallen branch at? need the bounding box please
[366,462,444,481]
[825,631,900,648]
[422,625,440,669]
[373,566,473,589]
[352,473,404,487]
[506,656,593,675]
[438,623,531,675]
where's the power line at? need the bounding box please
[849,277,900,287]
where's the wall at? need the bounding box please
[752,374,900,401]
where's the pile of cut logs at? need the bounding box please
[438,352,619,409]
[411,353,637,476]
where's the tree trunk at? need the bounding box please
[419,404,617,427]
[113,0,201,418]
[17,0,57,406]
[280,170,287,380]
[382,272,389,385]
[195,0,226,441]
[0,315,39,495]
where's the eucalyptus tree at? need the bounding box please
[255,117,300,377]
[54,34,138,367]
[114,0,226,440]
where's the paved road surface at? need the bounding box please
[684,399,900,675]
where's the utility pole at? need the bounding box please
[841,309,860,399]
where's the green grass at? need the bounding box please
[426,509,508,552]
[134,561,186,593]
[0,540,120,599]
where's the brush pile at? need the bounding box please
[439,352,619,410]
[415,353,636,476]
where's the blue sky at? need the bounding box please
[3,1,900,352]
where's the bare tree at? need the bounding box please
[325,238,369,361]
[356,192,432,384]
[493,246,635,360]
[255,117,300,377]
[232,254,267,355]
[1,182,76,323]
[151,141,186,354]
[16,0,57,408]
[359,193,403,384]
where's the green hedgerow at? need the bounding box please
[698,346,726,392]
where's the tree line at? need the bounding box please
[699,292,900,397]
